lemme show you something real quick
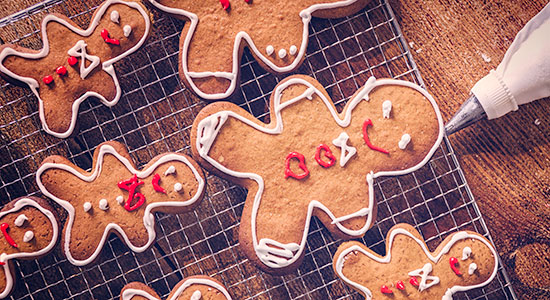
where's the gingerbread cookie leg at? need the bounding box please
[121,276,232,300]
[333,224,499,300]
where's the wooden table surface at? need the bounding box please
[1,0,549,299]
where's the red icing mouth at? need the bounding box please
[1,223,18,248]
[101,29,120,45]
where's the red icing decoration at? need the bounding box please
[220,0,230,10]
[68,56,78,66]
[244,0,251,2]
[0,223,18,248]
[284,152,309,179]
[152,173,166,194]
[56,66,67,76]
[396,280,405,290]
[118,174,146,211]
[450,256,462,275]
[43,75,53,85]
[314,144,336,168]
[0,262,4,265]
[409,276,419,287]
[100,29,120,45]
[380,285,393,294]
[362,119,389,154]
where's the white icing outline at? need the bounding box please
[0,198,58,299]
[334,229,499,300]
[0,0,151,138]
[36,144,205,266]
[195,76,444,269]
[121,277,232,300]
[148,0,364,100]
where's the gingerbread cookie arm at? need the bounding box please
[121,276,232,300]
[120,282,161,300]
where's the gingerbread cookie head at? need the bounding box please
[148,0,370,100]
[191,75,444,273]
[36,141,205,266]
[0,0,151,138]
[333,224,499,300]
[120,276,232,300]
[0,197,59,299]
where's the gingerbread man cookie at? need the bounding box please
[36,141,205,266]
[333,224,499,300]
[120,276,232,300]
[0,197,59,299]
[148,0,370,100]
[0,0,151,138]
[191,75,444,273]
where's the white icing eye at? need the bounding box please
[266,45,274,56]
[23,231,34,243]
[468,263,477,275]
[83,202,92,212]
[278,49,287,59]
[164,165,176,176]
[116,195,124,204]
[174,183,183,193]
[462,246,472,260]
[190,290,202,300]
[398,134,411,150]
[123,25,132,37]
[382,100,392,118]
[14,214,28,227]
[110,10,120,23]
[289,45,298,55]
[99,199,109,211]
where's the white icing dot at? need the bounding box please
[398,133,411,149]
[99,199,109,211]
[164,165,176,176]
[123,25,132,37]
[174,183,183,193]
[278,49,287,59]
[462,246,472,260]
[110,10,120,23]
[14,214,28,227]
[23,231,34,243]
[289,45,298,55]
[116,195,124,204]
[190,290,202,300]
[468,263,477,275]
[83,202,92,212]
[266,45,274,56]
[382,100,392,118]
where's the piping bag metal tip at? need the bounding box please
[445,94,487,135]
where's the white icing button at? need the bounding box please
[462,246,472,260]
[278,49,287,59]
[468,263,477,275]
[99,199,109,211]
[123,24,132,37]
[14,214,28,227]
[116,195,124,204]
[23,231,34,243]
[110,10,120,23]
[398,133,411,149]
[382,100,392,118]
[266,45,274,56]
[83,202,92,212]
[174,183,183,193]
[289,45,298,55]
[190,290,202,300]
[164,165,176,176]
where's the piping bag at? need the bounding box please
[445,3,550,135]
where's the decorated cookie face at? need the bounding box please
[191,75,444,273]
[0,0,150,138]
[147,0,370,100]
[333,224,499,300]
[36,141,205,266]
[120,276,232,300]
[0,197,58,299]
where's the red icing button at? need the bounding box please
[362,119,389,154]
[314,144,336,168]
[380,285,393,294]
[56,66,67,76]
[220,0,230,10]
[0,223,18,248]
[396,280,405,290]
[42,75,53,85]
[284,152,309,180]
[118,174,146,211]
[68,56,78,66]
[409,276,419,287]
[450,256,462,275]
[101,29,120,45]
[152,173,166,194]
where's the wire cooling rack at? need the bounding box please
[0,0,518,299]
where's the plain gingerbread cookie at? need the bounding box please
[120,276,232,300]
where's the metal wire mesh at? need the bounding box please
[0,0,517,299]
